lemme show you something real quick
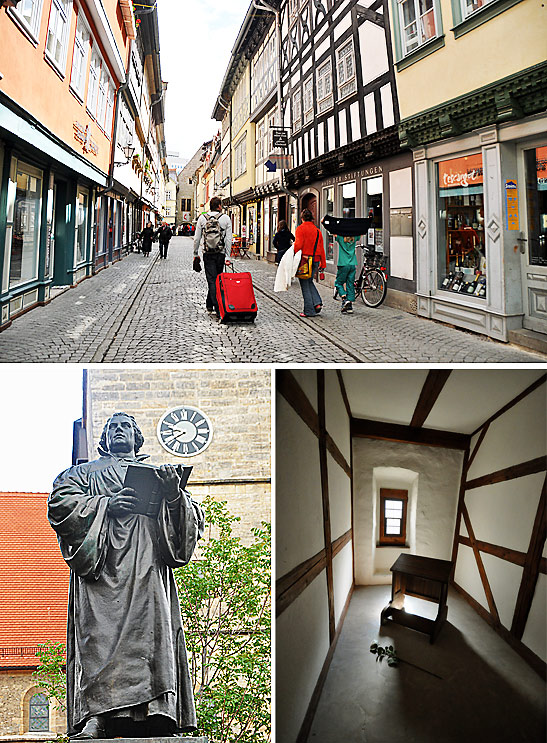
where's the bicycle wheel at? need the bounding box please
[361,268,387,307]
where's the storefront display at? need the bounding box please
[525,146,547,267]
[437,154,487,298]
[8,158,43,289]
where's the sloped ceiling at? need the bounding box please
[341,369,546,435]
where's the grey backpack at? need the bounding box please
[203,214,224,253]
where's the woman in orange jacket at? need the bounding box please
[293,209,327,317]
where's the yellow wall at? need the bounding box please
[232,120,256,195]
[393,0,546,120]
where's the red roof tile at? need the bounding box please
[0,493,68,667]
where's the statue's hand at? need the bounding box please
[107,487,138,516]
[155,464,181,502]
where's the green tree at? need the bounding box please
[175,496,271,743]
[34,641,67,711]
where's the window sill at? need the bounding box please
[452,0,524,38]
[44,52,67,82]
[396,35,445,72]
[377,542,409,548]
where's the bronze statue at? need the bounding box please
[48,413,204,739]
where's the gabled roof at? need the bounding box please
[0,493,68,669]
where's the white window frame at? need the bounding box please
[234,134,247,179]
[104,77,115,138]
[303,76,314,125]
[336,38,357,101]
[397,0,439,56]
[70,9,90,101]
[292,89,302,132]
[316,58,333,114]
[87,47,101,118]
[45,0,73,76]
[461,0,495,17]
[8,0,45,44]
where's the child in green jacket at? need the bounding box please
[334,235,359,313]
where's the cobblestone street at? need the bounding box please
[0,237,544,363]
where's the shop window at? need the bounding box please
[7,158,43,290]
[303,77,314,125]
[362,176,383,252]
[323,186,335,262]
[45,0,72,75]
[394,0,442,59]
[336,38,357,101]
[74,189,89,266]
[292,89,302,132]
[316,59,333,114]
[437,154,487,298]
[524,146,547,267]
[379,489,408,546]
[70,11,90,100]
[9,0,45,44]
[29,692,49,732]
[340,181,356,219]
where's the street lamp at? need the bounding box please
[114,142,135,166]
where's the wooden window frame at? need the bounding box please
[379,488,408,546]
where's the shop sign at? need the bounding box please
[505,179,519,230]
[323,164,383,187]
[73,122,99,156]
[438,154,483,189]
[537,146,547,190]
[271,129,289,148]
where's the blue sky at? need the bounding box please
[158,0,252,160]
[0,366,83,493]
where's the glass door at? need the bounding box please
[519,144,547,333]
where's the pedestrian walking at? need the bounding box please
[193,196,232,317]
[156,222,173,259]
[293,209,326,318]
[140,221,155,257]
[273,220,295,264]
[334,234,359,314]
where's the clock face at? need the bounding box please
[157,406,213,457]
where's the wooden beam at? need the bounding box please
[410,369,452,428]
[318,371,335,645]
[466,422,490,473]
[465,456,546,490]
[471,373,546,437]
[296,586,354,743]
[450,447,470,578]
[325,432,351,478]
[336,369,352,420]
[332,528,352,559]
[277,369,320,438]
[452,581,546,680]
[276,548,327,617]
[351,417,470,450]
[458,535,547,573]
[461,503,500,624]
[511,474,547,639]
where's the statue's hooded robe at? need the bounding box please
[48,453,204,735]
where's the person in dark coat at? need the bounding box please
[273,220,295,264]
[157,222,173,259]
[140,221,155,256]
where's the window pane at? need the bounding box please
[386,519,401,534]
[385,499,403,512]
[385,508,402,518]
[10,161,42,288]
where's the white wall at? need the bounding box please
[454,384,546,661]
[353,438,464,584]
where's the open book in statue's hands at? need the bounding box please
[123,463,193,518]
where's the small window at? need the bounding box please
[45,0,72,75]
[397,0,439,56]
[303,77,314,125]
[29,692,49,732]
[9,0,45,43]
[336,39,357,100]
[379,489,408,545]
[70,11,90,100]
[316,59,333,113]
[461,0,495,17]
[292,89,302,131]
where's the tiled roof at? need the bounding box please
[0,493,68,668]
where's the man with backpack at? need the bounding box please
[193,196,232,316]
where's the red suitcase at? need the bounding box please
[216,270,258,323]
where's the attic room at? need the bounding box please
[276,369,546,743]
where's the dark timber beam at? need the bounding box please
[465,456,547,490]
[336,370,352,419]
[318,370,335,645]
[410,369,452,428]
[511,474,547,639]
[461,503,500,625]
[351,417,470,450]
[450,447,470,578]
[276,548,327,618]
[471,373,546,436]
[459,535,547,574]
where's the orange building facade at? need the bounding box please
[0,1,166,330]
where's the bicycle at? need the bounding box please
[354,244,388,307]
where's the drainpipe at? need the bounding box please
[97,39,133,197]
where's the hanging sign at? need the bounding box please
[505,179,519,230]
[271,128,289,148]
